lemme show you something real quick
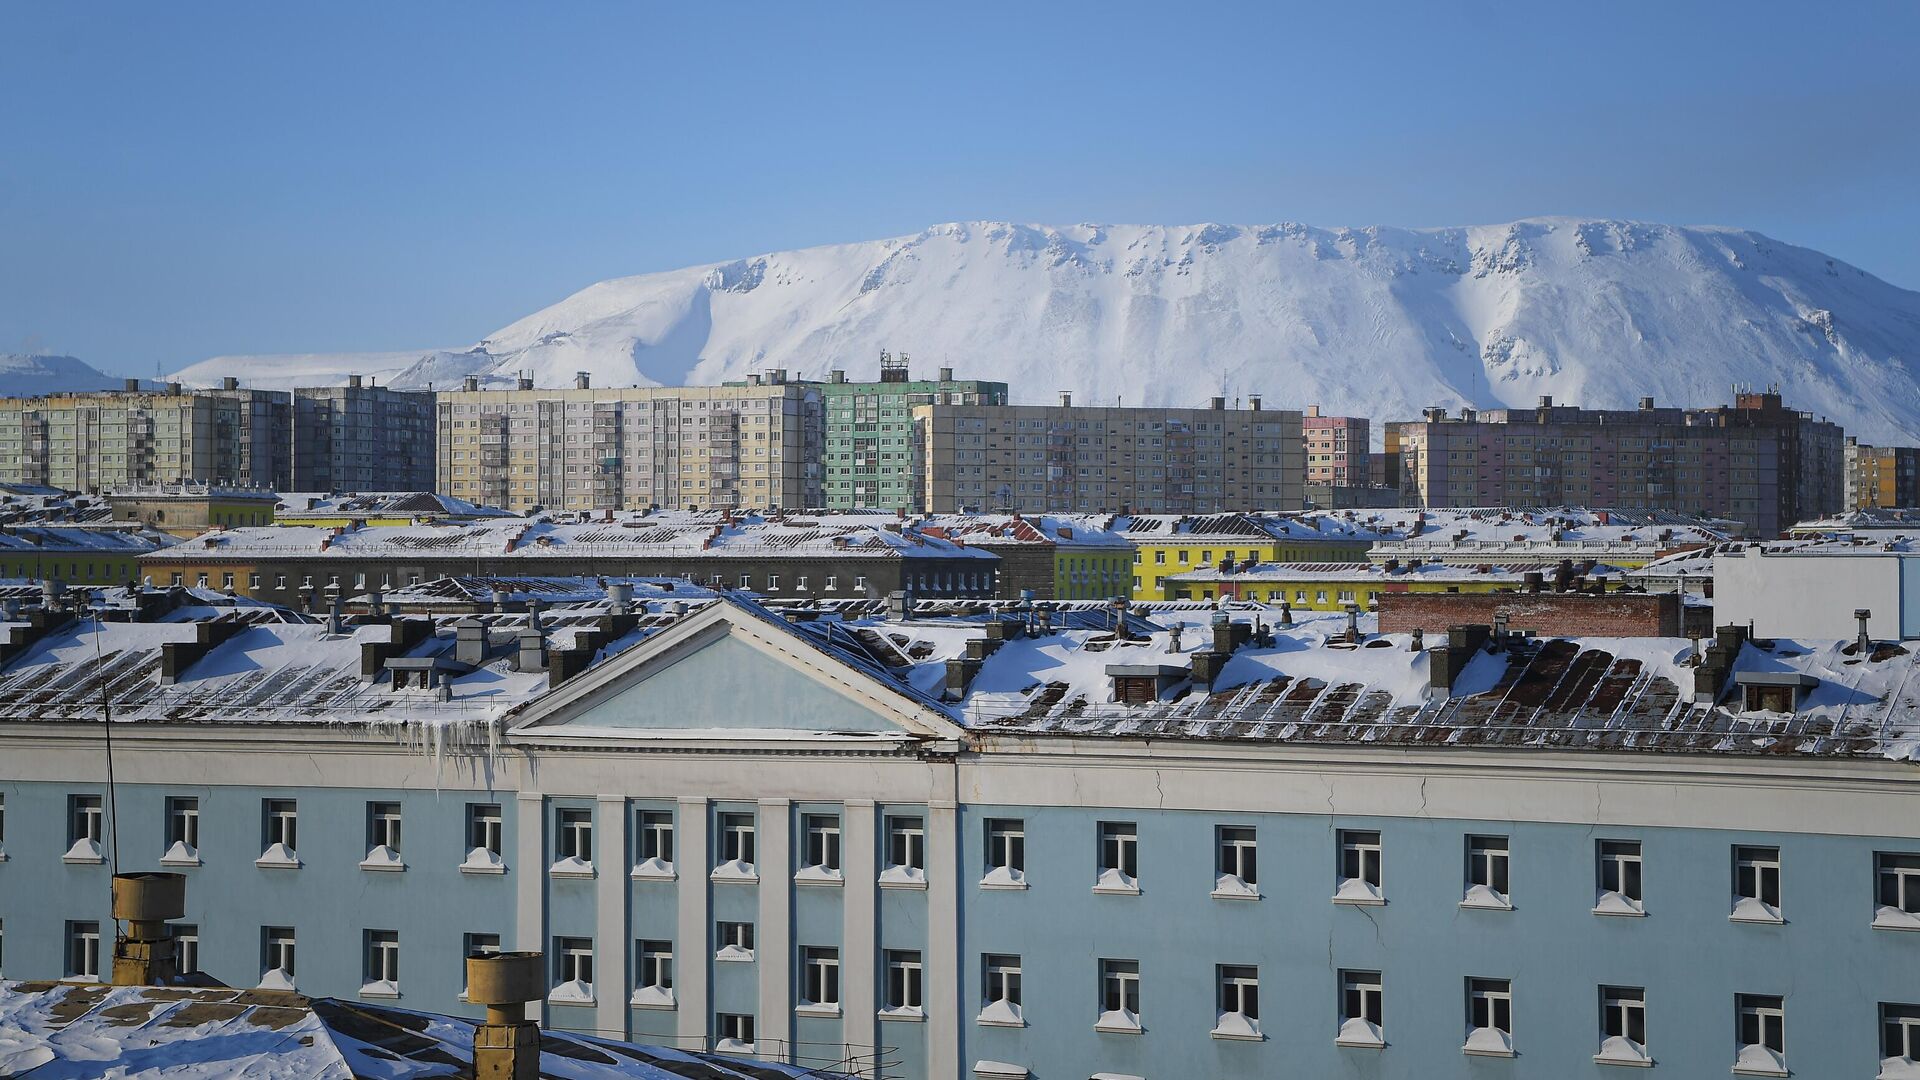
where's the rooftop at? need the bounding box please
[274,491,514,520]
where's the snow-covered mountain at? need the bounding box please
[0,354,129,396]
[178,219,1920,443]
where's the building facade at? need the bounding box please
[0,379,292,491]
[1,596,1917,1080]
[434,374,825,514]
[108,483,280,537]
[1390,393,1845,536]
[1846,439,1920,510]
[913,397,1303,515]
[916,514,1132,600]
[1302,405,1369,486]
[802,356,1006,512]
[292,377,436,492]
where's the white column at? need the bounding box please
[926,800,960,1080]
[675,797,709,1049]
[757,798,792,1062]
[842,799,878,1076]
[596,794,628,1040]
[514,790,545,1023]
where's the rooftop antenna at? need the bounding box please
[92,593,121,874]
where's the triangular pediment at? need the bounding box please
[508,601,964,742]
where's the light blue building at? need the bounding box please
[1,587,1918,1079]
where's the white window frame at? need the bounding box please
[1876,852,1920,930]
[258,799,300,868]
[1095,821,1139,894]
[713,811,758,880]
[632,940,674,1008]
[550,936,595,1004]
[1732,845,1783,923]
[883,950,924,1018]
[634,809,675,879]
[799,946,841,1014]
[163,796,200,865]
[1464,835,1511,909]
[1596,839,1644,916]
[1212,964,1261,1040]
[881,815,927,888]
[1735,994,1786,1076]
[979,954,1023,1026]
[797,814,843,885]
[1883,1003,1920,1074]
[1337,969,1384,1047]
[260,926,296,989]
[463,803,505,873]
[1095,958,1141,1033]
[66,921,101,981]
[715,921,755,962]
[174,923,200,975]
[1597,985,1649,1065]
[361,930,400,997]
[1214,825,1258,899]
[1465,977,1515,1057]
[982,818,1026,889]
[65,794,104,864]
[362,801,405,871]
[715,1011,756,1054]
[552,808,594,877]
[1335,829,1384,904]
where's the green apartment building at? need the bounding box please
[815,354,1007,510]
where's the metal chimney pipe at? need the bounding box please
[468,951,544,1079]
[111,872,185,985]
[1856,608,1872,655]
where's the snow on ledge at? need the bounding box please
[1464,1026,1515,1057]
[255,843,301,869]
[548,855,594,879]
[460,847,506,874]
[630,857,675,880]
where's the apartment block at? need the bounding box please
[806,354,1007,511]
[0,378,292,491]
[291,377,436,492]
[913,395,1303,514]
[434,373,824,513]
[1845,438,1920,509]
[1390,392,1844,536]
[1303,405,1369,485]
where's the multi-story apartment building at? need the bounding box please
[763,354,1006,512]
[913,395,1303,514]
[292,376,436,492]
[1303,405,1369,486]
[1845,438,1920,509]
[915,513,1133,599]
[435,373,824,513]
[0,378,292,491]
[2,591,1916,1080]
[1390,392,1844,536]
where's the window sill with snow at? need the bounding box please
[1092,868,1139,896]
[793,865,844,887]
[1336,1018,1386,1048]
[1595,1035,1652,1067]
[879,865,928,889]
[359,845,406,872]
[63,839,106,865]
[548,856,595,880]
[160,841,200,867]
[976,1000,1025,1028]
[629,986,675,1010]
[1593,891,1646,917]
[547,980,595,1006]
[1463,1027,1516,1057]
[1094,1009,1142,1035]
[710,860,759,884]
[255,844,301,870]
[1460,885,1512,910]
[795,1002,841,1018]
[1210,1011,1262,1041]
[879,1005,925,1023]
[630,858,675,881]
[1333,879,1385,906]
[359,980,400,1000]
[460,848,506,875]
[1729,897,1783,924]
[1211,874,1259,901]
[979,867,1027,891]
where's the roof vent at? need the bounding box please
[111,872,185,985]
[468,951,544,1079]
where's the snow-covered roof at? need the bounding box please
[145,515,999,562]
[0,980,846,1079]
[916,513,1132,549]
[1790,508,1920,535]
[0,526,171,554]
[1166,561,1633,585]
[274,490,513,519]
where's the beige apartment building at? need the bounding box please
[913,394,1303,513]
[434,373,824,512]
[0,378,291,491]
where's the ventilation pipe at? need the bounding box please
[1856,608,1873,655]
[464,375,481,392]
[111,872,185,985]
[574,372,590,390]
[606,582,632,617]
[468,951,544,1080]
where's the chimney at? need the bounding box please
[516,625,547,672]
[468,951,545,1080]
[574,371,590,390]
[1059,391,1072,408]
[830,369,846,383]
[1344,602,1361,644]
[606,582,632,617]
[110,872,185,985]
[1430,624,1492,695]
[1210,396,1226,410]
[1639,396,1655,410]
[222,376,239,391]
[1856,608,1872,655]
[1211,608,1235,654]
[1537,395,1553,409]
[366,588,384,618]
[123,378,140,392]
[166,382,183,395]
[517,376,534,391]
[455,618,489,666]
[464,375,481,392]
[886,590,911,622]
[1248,394,1262,411]
[491,589,510,614]
[938,366,954,381]
[326,596,345,635]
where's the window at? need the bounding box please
[716,921,755,961]
[1215,826,1258,898]
[980,954,1023,1025]
[362,930,400,995]
[66,794,104,862]
[463,803,503,872]
[164,797,199,863]
[1596,840,1644,915]
[1884,1003,1920,1075]
[1877,852,1920,930]
[553,808,593,875]
[715,1012,755,1053]
[551,937,594,1002]
[261,927,296,989]
[983,818,1025,887]
[1096,821,1138,892]
[175,924,200,975]
[884,950,923,1015]
[1733,846,1782,922]
[1336,829,1383,903]
[1338,970,1384,1047]
[634,940,674,1007]
[635,810,674,876]
[799,814,842,881]
[882,815,926,886]
[258,799,299,866]
[1214,965,1260,1039]
[363,801,403,868]
[1736,994,1786,1075]
[800,946,840,1011]
[66,921,101,981]
[1097,959,1141,1032]
[1466,978,1514,1056]
[715,812,757,878]
[1598,986,1649,1065]
[1465,835,1510,908]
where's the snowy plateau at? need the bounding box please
[166,218,1920,443]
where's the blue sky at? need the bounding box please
[3,2,1917,375]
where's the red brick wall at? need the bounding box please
[1376,590,1680,637]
